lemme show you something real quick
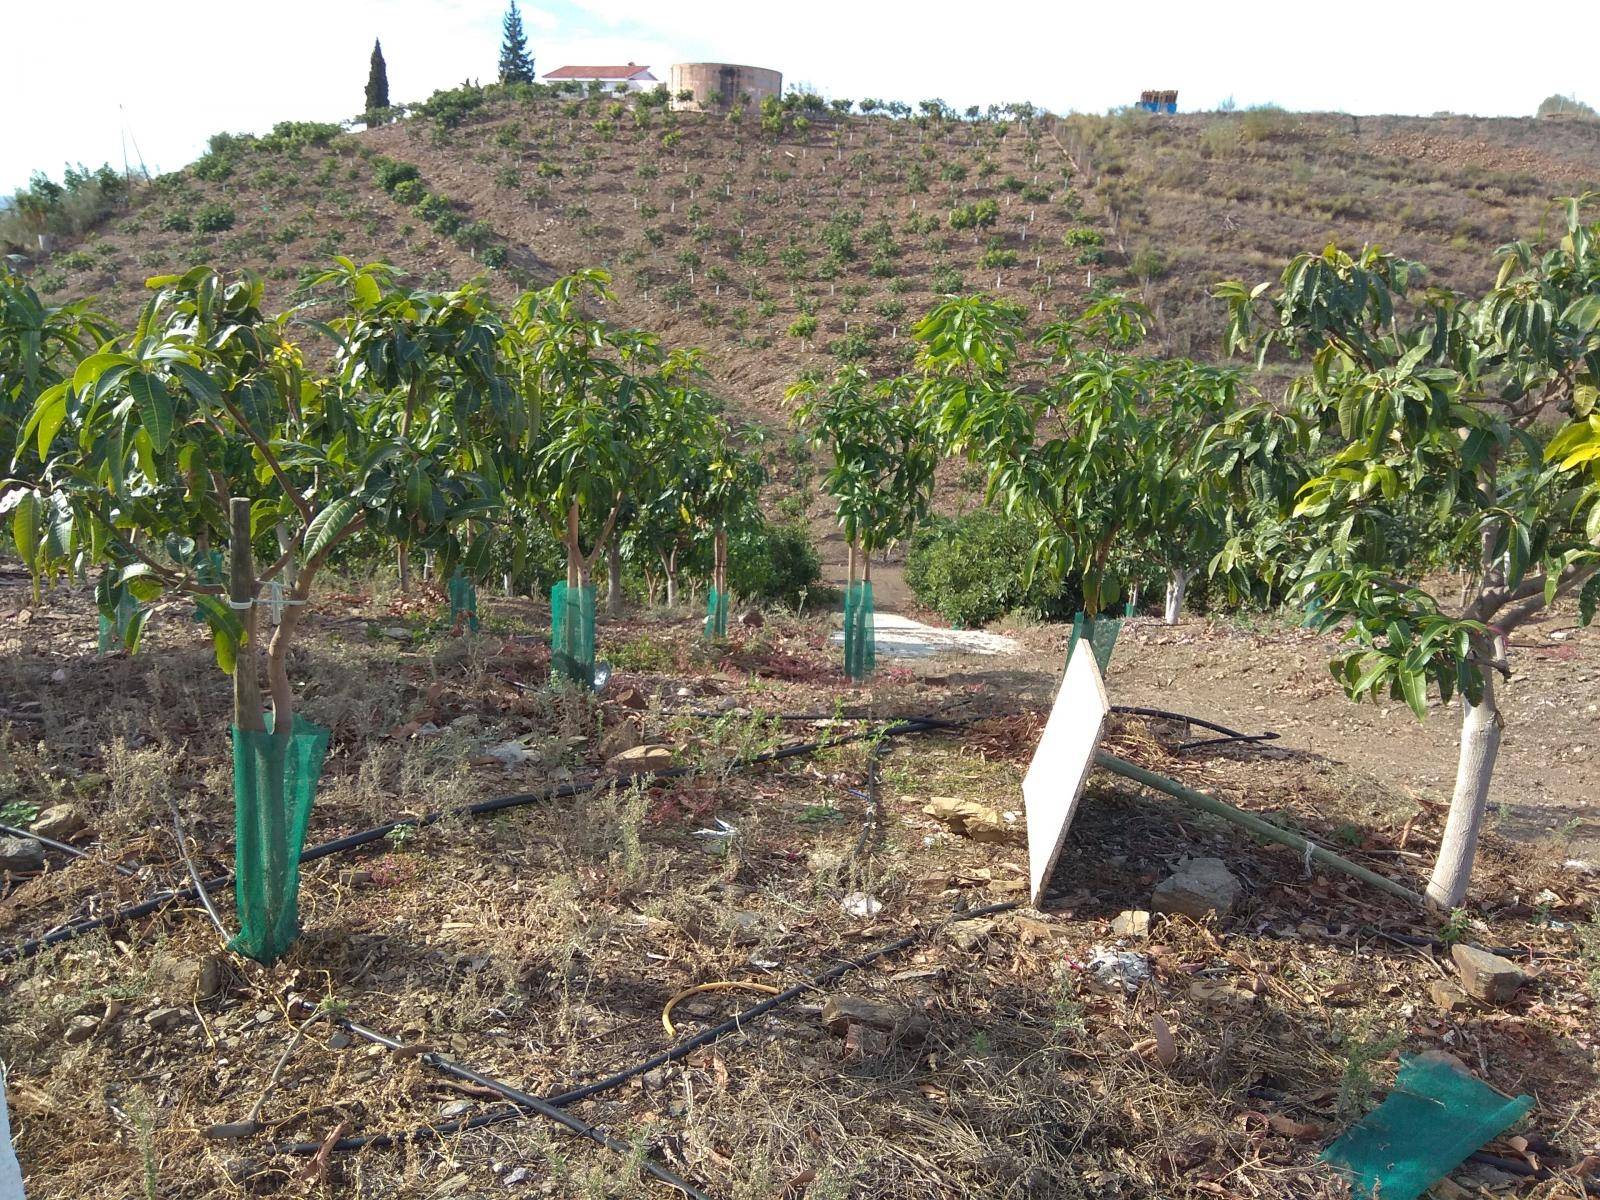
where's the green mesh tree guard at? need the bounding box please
[97,591,144,655]
[1067,612,1122,674]
[1322,1054,1533,1200]
[551,581,596,686]
[229,716,330,965]
[703,586,729,640]
[448,572,479,632]
[843,580,875,680]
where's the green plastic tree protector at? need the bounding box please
[1322,1053,1533,1200]
[448,572,479,632]
[229,716,330,964]
[704,586,729,640]
[551,581,596,686]
[1067,612,1122,675]
[843,580,875,680]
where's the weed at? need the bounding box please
[1334,1020,1403,1119]
[1438,906,1471,947]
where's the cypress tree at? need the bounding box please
[498,1,535,85]
[365,39,390,115]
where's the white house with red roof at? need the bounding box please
[541,63,659,92]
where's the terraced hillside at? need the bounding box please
[13,88,1600,420]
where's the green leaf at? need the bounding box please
[11,491,42,572]
[1581,573,1600,627]
[1397,667,1429,720]
[304,496,361,563]
[128,371,175,453]
[30,384,68,459]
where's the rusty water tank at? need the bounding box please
[669,63,782,112]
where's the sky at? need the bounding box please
[7,0,1597,194]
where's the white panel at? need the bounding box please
[0,1069,24,1200]
[1023,647,1109,905]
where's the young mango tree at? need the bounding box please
[305,258,508,593]
[1217,195,1600,907]
[27,263,497,960]
[696,420,767,636]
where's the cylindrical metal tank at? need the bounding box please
[668,63,782,112]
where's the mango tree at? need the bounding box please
[1217,196,1600,907]
[26,263,497,959]
[305,259,507,593]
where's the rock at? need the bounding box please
[64,1014,99,1044]
[727,911,763,946]
[1188,979,1261,1008]
[608,743,673,775]
[598,721,641,759]
[1111,909,1152,938]
[439,1100,472,1119]
[839,892,882,918]
[921,796,1023,846]
[819,995,930,1044]
[145,1006,187,1032]
[1151,857,1241,921]
[1451,944,1525,1005]
[165,953,225,1001]
[0,837,45,873]
[947,920,993,952]
[504,1166,529,1186]
[613,686,647,710]
[738,608,764,629]
[31,803,87,841]
[1429,980,1471,1013]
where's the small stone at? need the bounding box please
[439,1100,472,1119]
[819,995,930,1043]
[607,743,673,775]
[947,920,993,952]
[1451,944,1525,1005]
[31,803,87,841]
[165,953,225,1001]
[504,1166,529,1186]
[1188,979,1260,1008]
[598,721,641,759]
[205,1121,262,1140]
[50,668,67,684]
[738,608,764,629]
[327,1030,353,1050]
[842,1022,891,1058]
[1111,909,1152,938]
[64,1014,99,1044]
[0,836,45,873]
[1151,857,1241,921]
[1429,980,1471,1013]
[727,911,763,946]
[613,686,647,710]
[145,1006,187,1032]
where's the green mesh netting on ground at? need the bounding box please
[229,715,330,965]
[551,581,596,686]
[1322,1054,1533,1200]
[843,580,875,680]
[448,573,479,632]
[1067,612,1122,675]
[704,586,729,640]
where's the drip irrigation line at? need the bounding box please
[273,899,1020,1159]
[0,822,140,878]
[278,1003,712,1200]
[1109,705,1280,749]
[1,715,964,964]
[1172,732,1280,752]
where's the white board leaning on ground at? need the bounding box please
[1,1066,23,1200]
[1023,645,1110,906]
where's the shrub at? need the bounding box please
[57,250,95,272]
[480,245,509,268]
[391,178,425,205]
[158,211,192,233]
[259,120,343,150]
[194,203,236,232]
[788,314,818,340]
[373,158,420,192]
[931,265,964,292]
[979,246,1019,269]
[906,511,1082,626]
[1062,226,1103,248]
[729,521,821,605]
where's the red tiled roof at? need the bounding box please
[542,64,656,80]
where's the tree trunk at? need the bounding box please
[423,550,436,582]
[1164,567,1190,625]
[606,543,623,617]
[1427,662,1502,909]
[396,543,410,594]
[847,539,859,587]
[503,572,515,598]
[566,504,582,589]
[276,521,298,591]
[664,549,678,607]
[229,498,265,733]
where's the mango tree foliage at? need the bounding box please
[1216,195,1600,907]
[2,262,113,601]
[789,365,938,585]
[26,264,497,730]
[916,293,1253,618]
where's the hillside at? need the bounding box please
[16,89,1600,420]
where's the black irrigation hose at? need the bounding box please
[1109,705,1280,752]
[281,1004,713,1200]
[0,715,962,964]
[0,822,140,878]
[273,900,1022,1159]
